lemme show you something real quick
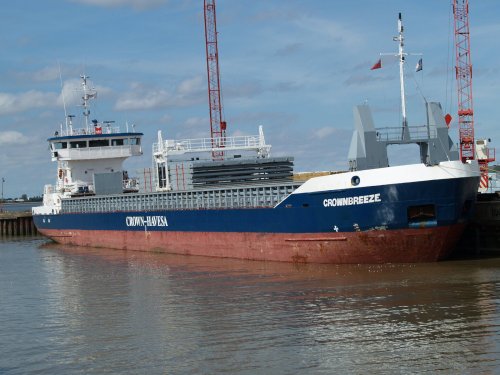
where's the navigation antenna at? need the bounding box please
[394,13,408,131]
[204,0,227,160]
[58,62,69,134]
[80,75,97,132]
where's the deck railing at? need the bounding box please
[376,125,437,142]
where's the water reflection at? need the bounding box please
[2,239,499,374]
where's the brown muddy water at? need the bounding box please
[1,237,499,374]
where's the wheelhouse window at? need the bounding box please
[53,142,67,150]
[128,138,141,145]
[70,140,87,148]
[89,139,110,147]
[111,139,124,146]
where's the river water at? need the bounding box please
[1,237,499,374]
[0,202,40,213]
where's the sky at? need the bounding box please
[0,0,499,198]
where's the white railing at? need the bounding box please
[153,134,267,155]
[376,125,437,142]
[58,126,122,137]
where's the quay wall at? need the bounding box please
[0,212,39,237]
[473,199,500,252]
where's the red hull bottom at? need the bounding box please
[38,225,466,264]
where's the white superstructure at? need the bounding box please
[33,76,143,215]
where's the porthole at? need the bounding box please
[351,176,360,186]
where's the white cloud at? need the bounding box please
[30,64,84,83]
[114,77,205,111]
[159,114,173,124]
[177,76,204,96]
[294,15,362,48]
[225,81,263,98]
[0,91,59,115]
[58,78,113,107]
[472,23,500,38]
[58,79,82,106]
[183,116,207,128]
[231,129,251,137]
[33,65,62,82]
[115,85,173,111]
[172,117,209,139]
[311,126,338,139]
[0,131,30,145]
[13,65,63,83]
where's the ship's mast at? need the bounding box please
[204,0,227,161]
[394,13,408,129]
[80,75,96,133]
[378,13,415,137]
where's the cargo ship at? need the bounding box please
[33,14,480,263]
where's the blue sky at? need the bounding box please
[0,0,499,198]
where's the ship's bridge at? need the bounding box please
[47,122,144,198]
[40,75,145,200]
[48,124,143,161]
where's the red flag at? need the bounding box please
[370,58,382,70]
[444,113,452,127]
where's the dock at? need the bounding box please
[0,212,39,236]
[472,194,500,252]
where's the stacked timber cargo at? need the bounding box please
[168,157,294,190]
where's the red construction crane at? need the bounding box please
[453,0,495,190]
[453,0,475,163]
[204,0,227,160]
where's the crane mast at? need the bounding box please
[453,0,495,191]
[204,0,226,160]
[453,0,474,162]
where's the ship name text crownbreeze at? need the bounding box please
[323,193,381,207]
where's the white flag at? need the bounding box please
[415,58,423,72]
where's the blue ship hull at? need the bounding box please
[34,177,477,233]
